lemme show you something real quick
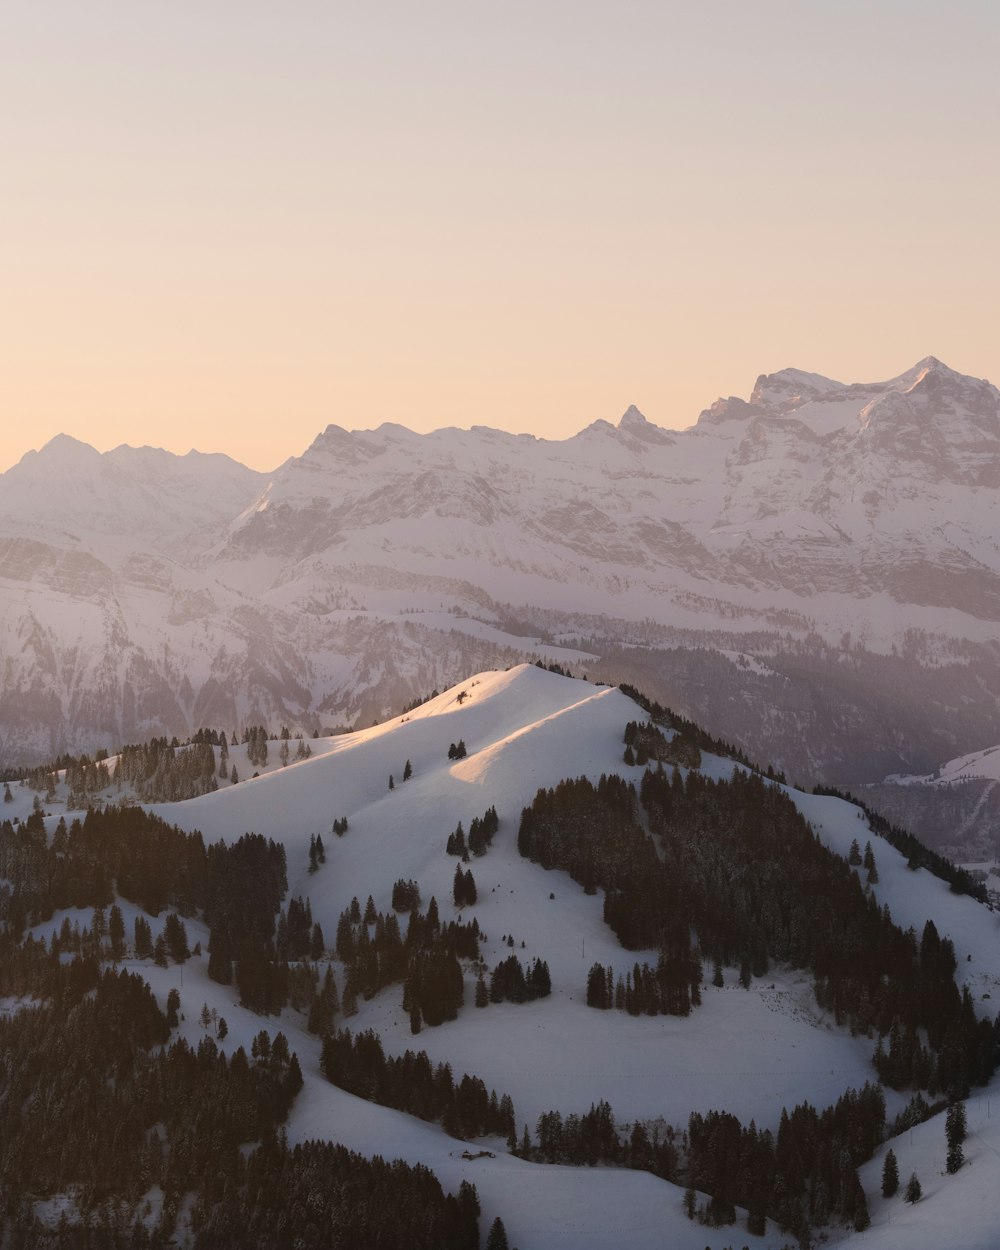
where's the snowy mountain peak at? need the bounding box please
[618,404,648,428]
[15,432,103,474]
[750,367,844,410]
[616,404,675,446]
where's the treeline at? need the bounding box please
[586,958,690,1016]
[0,963,299,1221]
[641,765,999,1094]
[517,774,700,1015]
[617,683,756,770]
[115,739,218,803]
[0,804,290,1013]
[0,804,295,1019]
[0,806,213,929]
[812,783,988,902]
[523,1082,882,1242]
[321,1028,516,1143]
[620,676,982,901]
[529,1100,682,1180]
[189,1141,481,1250]
[623,720,701,769]
[684,1082,884,1238]
[0,955,481,1250]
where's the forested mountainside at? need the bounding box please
[3,666,1000,1248]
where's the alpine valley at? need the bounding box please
[2,356,1000,858]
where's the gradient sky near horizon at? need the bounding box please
[2,1,998,474]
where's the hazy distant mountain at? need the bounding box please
[2,358,999,851]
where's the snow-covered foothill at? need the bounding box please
[48,663,990,1250]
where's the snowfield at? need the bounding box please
[29,665,1000,1248]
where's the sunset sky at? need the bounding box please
[2,1,998,474]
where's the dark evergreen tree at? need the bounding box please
[905,1173,922,1203]
[108,903,126,959]
[134,915,153,960]
[946,1099,967,1173]
[485,1216,509,1250]
[163,912,190,962]
[881,1147,899,1197]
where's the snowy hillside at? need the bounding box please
[16,665,1000,1248]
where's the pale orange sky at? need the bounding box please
[2,1,998,474]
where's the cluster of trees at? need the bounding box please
[517,774,700,1014]
[847,837,880,884]
[204,833,290,1014]
[307,831,327,871]
[392,878,421,911]
[321,1029,516,1142]
[63,753,112,805]
[622,720,701,769]
[446,807,498,859]
[115,739,218,803]
[585,958,692,1016]
[684,1083,884,1238]
[447,740,468,760]
[946,1098,967,1173]
[405,948,465,1031]
[617,684,756,770]
[453,863,477,907]
[484,954,551,1004]
[275,894,325,962]
[242,725,270,768]
[0,805,212,930]
[330,894,480,1030]
[332,816,349,836]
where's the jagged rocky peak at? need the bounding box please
[616,404,674,445]
[750,368,845,410]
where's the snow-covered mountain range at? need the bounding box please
[3,357,999,849]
